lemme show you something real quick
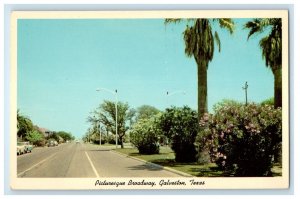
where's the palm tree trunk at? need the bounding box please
[196,58,208,120]
[274,67,282,108]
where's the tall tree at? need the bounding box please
[88,100,135,148]
[165,19,234,119]
[245,18,282,108]
[135,105,160,122]
[17,110,34,140]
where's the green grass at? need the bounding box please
[89,142,115,146]
[115,147,223,177]
[115,147,282,177]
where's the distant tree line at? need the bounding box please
[17,110,75,146]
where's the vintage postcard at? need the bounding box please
[10,10,289,190]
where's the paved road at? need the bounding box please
[17,143,181,178]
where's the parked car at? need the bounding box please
[17,142,33,154]
[47,140,56,147]
[23,141,33,153]
[17,142,26,155]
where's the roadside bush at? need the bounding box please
[158,106,198,162]
[197,101,282,176]
[25,130,44,146]
[36,139,46,147]
[92,139,106,145]
[91,133,107,145]
[107,135,116,145]
[130,117,160,154]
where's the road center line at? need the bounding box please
[17,152,58,177]
[85,151,99,178]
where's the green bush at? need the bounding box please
[158,106,198,162]
[130,117,160,154]
[25,130,44,146]
[107,135,117,145]
[261,97,274,106]
[36,139,46,147]
[197,101,282,176]
[92,139,107,145]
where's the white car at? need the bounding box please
[17,142,26,155]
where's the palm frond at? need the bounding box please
[244,18,263,40]
[218,18,234,34]
[259,34,281,71]
[183,25,195,57]
[165,18,196,25]
[259,36,270,66]
[214,31,221,52]
[164,18,183,25]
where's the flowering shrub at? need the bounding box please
[129,116,160,154]
[158,106,198,162]
[197,101,282,176]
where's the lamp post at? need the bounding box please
[96,88,118,148]
[242,82,248,106]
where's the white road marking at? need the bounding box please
[17,152,58,177]
[85,151,99,178]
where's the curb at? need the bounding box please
[111,150,193,177]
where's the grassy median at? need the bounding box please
[115,146,223,177]
[114,146,282,177]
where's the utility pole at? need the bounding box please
[242,81,248,105]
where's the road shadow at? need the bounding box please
[150,159,226,177]
[127,163,164,171]
[188,166,228,177]
[87,149,111,152]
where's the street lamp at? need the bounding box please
[96,88,118,148]
[242,81,248,106]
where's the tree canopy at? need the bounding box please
[88,100,135,148]
[135,105,160,122]
[17,110,34,139]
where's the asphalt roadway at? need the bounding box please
[17,142,181,178]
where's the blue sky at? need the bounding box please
[17,18,273,138]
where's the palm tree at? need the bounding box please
[165,19,234,119]
[245,18,282,108]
